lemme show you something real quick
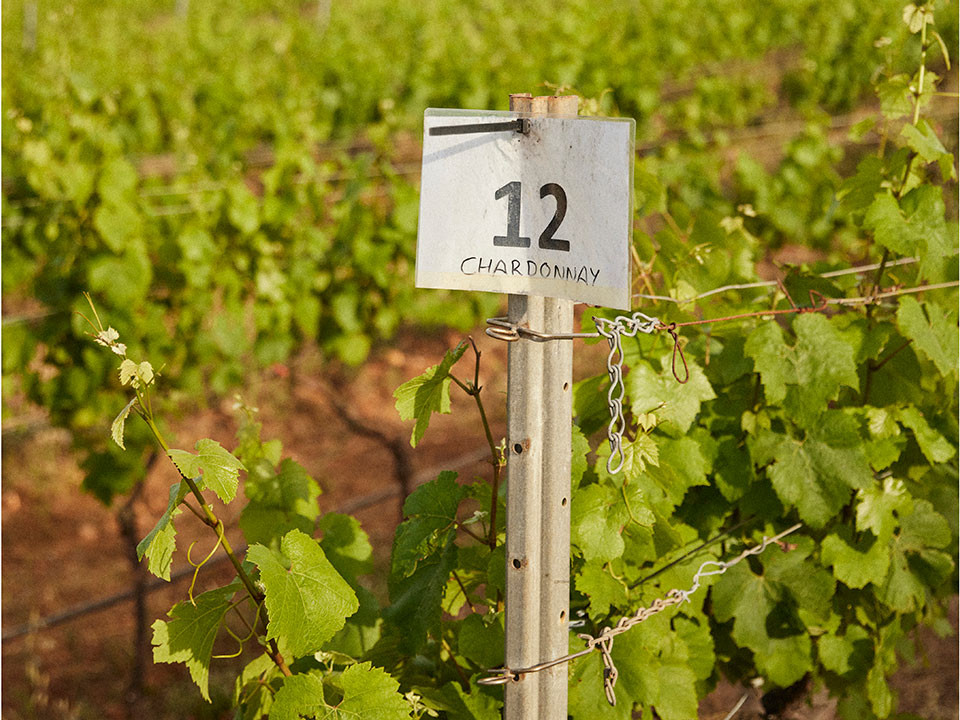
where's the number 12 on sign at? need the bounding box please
[494,181,570,252]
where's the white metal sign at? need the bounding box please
[416,109,635,309]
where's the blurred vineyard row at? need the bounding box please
[2,0,957,505]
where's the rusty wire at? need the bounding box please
[486,279,958,474]
[631,256,920,304]
[478,523,804,706]
[485,278,956,345]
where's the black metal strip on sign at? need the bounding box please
[429,119,529,136]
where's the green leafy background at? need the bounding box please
[2,0,958,718]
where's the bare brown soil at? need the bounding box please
[2,322,957,720]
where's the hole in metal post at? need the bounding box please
[560,610,566,621]
[563,382,569,391]
[561,497,568,506]
[511,558,522,569]
[513,442,523,454]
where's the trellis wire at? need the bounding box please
[478,522,803,706]
[488,278,958,474]
[631,256,920,304]
[1,257,941,329]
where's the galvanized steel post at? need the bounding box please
[504,92,577,720]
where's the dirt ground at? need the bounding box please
[2,320,957,720]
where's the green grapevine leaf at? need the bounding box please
[393,341,469,447]
[751,419,872,527]
[863,193,917,256]
[866,661,894,717]
[111,358,154,388]
[569,650,632,720]
[900,120,953,169]
[241,458,321,547]
[864,186,953,281]
[235,653,280,719]
[137,481,189,580]
[713,437,755,501]
[612,616,700,720]
[176,226,218,290]
[119,359,139,386]
[319,512,374,580]
[712,560,813,686]
[234,653,279,720]
[626,353,715,434]
[896,296,958,376]
[744,321,794,403]
[151,585,236,701]
[902,2,934,33]
[865,435,905,472]
[168,438,246,503]
[897,406,956,463]
[457,612,504,668]
[247,529,359,659]
[240,504,314,550]
[572,482,653,563]
[876,501,952,614]
[391,471,467,577]
[838,155,884,213]
[435,682,502,720]
[817,625,871,676]
[111,396,137,449]
[880,545,927,613]
[88,243,153,307]
[384,540,456,652]
[787,314,859,421]
[325,584,380,659]
[900,499,952,550]
[573,374,610,436]
[856,477,911,542]
[821,531,890,589]
[675,615,716,681]
[270,662,411,720]
[571,424,590,490]
[763,538,835,624]
[865,406,900,438]
[575,560,630,619]
[901,185,954,281]
[486,546,506,598]
[645,434,711,507]
[876,74,913,120]
[593,435,661,499]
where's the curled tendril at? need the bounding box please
[212,628,246,659]
[185,534,224,606]
[213,599,265,660]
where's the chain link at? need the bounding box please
[592,312,660,474]
[478,523,803,705]
[578,522,801,705]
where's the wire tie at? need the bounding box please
[664,323,689,384]
[805,289,829,312]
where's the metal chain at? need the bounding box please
[592,312,660,474]
[477,523,803,705]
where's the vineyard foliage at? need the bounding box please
[3,0,957,503]
[3,0,960,718]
